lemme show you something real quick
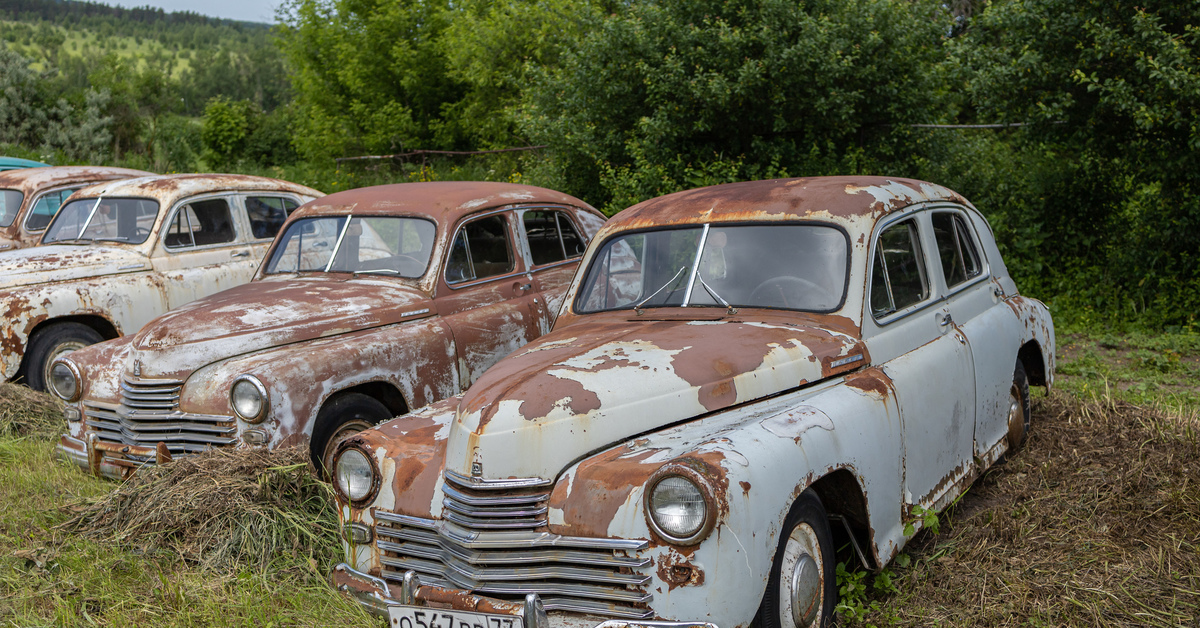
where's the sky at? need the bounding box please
[103,1,280,24]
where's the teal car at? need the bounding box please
[0,157,51,171]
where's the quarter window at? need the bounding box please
[870,219,929,318]
[164,198,236,249]
[523,210,586,266]
[931,212,982,288]
[245,196,300,240]
[445,214,515,284]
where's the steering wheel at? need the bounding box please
[133,227,150,240]
[393,253,425,274]
[749,276,834,309]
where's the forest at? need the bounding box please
[1,0,1198,331]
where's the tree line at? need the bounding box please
[1,0,1197,329]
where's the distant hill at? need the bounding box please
[0,0,270,28]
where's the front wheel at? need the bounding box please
[23,322,104,392]
[758,489,836,628]
[311,393,392,474]
[1006,360,1032,451]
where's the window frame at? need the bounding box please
[22,184,85,234]
[443,208,523,289]
[241,193,305,242]
[928,207,990,298]
[160,194,241,253]
[868,213,936,326]
[518,206,589,270]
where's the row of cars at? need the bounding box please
[3,161,1055,628]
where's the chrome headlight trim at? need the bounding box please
[230,374,269,423]
[644,462,718,547]
[49,359,81,402]
[334,446,380,506]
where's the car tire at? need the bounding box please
[311,393,392,474]
[23,322,104,393]
[757,489,836,628]
[1006,360,1032,452]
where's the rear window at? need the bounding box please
[0,190,24,228]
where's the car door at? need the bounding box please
[437,210,544,387]
[151,194,260,308]
[927,207,1016,460]
[517,207,591,333]
[865,212,977,512]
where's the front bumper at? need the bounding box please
[57,432,173,480]
[331,564,719,628]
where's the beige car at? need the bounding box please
[0,173,322,391]
[0,166,152,251]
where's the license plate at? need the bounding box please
[387,605,522,628]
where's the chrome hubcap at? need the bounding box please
[778,522,823,628]
[1006,384,1026,448]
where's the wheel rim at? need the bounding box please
[1006,382,1027,449]
[41,340,90,390]
[777,522,824,628]
[322,419,374,471]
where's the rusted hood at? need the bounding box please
[0,244,146,289]
[128,275,435,379]
[446,310,867,481]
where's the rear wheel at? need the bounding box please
[23,322,104,392]
[757,490,836,628]
[1006,360,1032,451]
[311,393,392,474]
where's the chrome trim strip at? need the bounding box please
[443,511,548,530]
[378,562,651,604]
[374,534,649,569]
[441,483,549,506]
[373,513,648,551]
[376,541,649,585]
[443,499,550,519]
[445,469,552,490]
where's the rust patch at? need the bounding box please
[656,549,706,591]
[844,367,895,400]
[739,480,751,495]
[550,445,665,538]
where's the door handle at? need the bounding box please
[514,282,532,292]
[231,250,249,258]
[937,312,954,327]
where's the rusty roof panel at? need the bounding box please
[71,173,324,203]
[289,181,597,224]
[0,166,153,196]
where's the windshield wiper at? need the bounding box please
[697,274,738,315]
[354,268,400,275]
[634,266,687,315]
[92,236,129,242]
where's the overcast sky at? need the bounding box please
[104,1,280,24]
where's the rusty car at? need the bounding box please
[1,173,322,391]
[52,181,606,480]
[326,176,1056,628]
[1,166,153,251]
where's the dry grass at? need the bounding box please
[0,381,63,440]
[856,391,1200,627]
[62,446,340,573]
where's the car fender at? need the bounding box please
[545,370,905,626]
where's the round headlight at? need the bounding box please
[49,361,79,401]
[230,376,268,422]
[335,448,377,503]
[648,475,708,542]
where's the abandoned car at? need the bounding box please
[328,176,1056,628]
[0,166,152,251]
[54,182,605,479]
[1,173,321,391]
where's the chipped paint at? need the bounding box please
[0,166,151,250]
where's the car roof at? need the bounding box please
[0,157,50,171]
[71,173,325,203]
[0,166,153,196]
[288,181,596,225]
[601,176,970,235]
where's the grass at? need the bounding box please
[0,384,371,627]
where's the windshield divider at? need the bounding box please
[76,196,104,241]
[324,215,353,273]
[681,223,709,307]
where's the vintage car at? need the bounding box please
[0,166,153,251]
[52,182,605,479]
[327,176,1056,628]
[1,173,322,391]
[0,156,50,171]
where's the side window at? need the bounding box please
[870,219,929,319]
[445,214,515,284]
[26,187,82,231]
[164,198,236,249]
[523,210,586,266]
[245,196,298,240]
[931,212,982,289]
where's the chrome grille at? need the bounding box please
[82,398,237,456]
[441,470,550,531]
[120,377,182,411]
[375,510,652,618]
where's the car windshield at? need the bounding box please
[576,223,848,313]
[42,197,159,244]
[0,189,24,228]
[265,215,437,278]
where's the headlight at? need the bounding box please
[230,375,268,422]
[646,471,713,544]
[49,361,80,402]
[335,448,377,504]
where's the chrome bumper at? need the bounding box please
[57,432,173,480]
[331,563,719,628]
